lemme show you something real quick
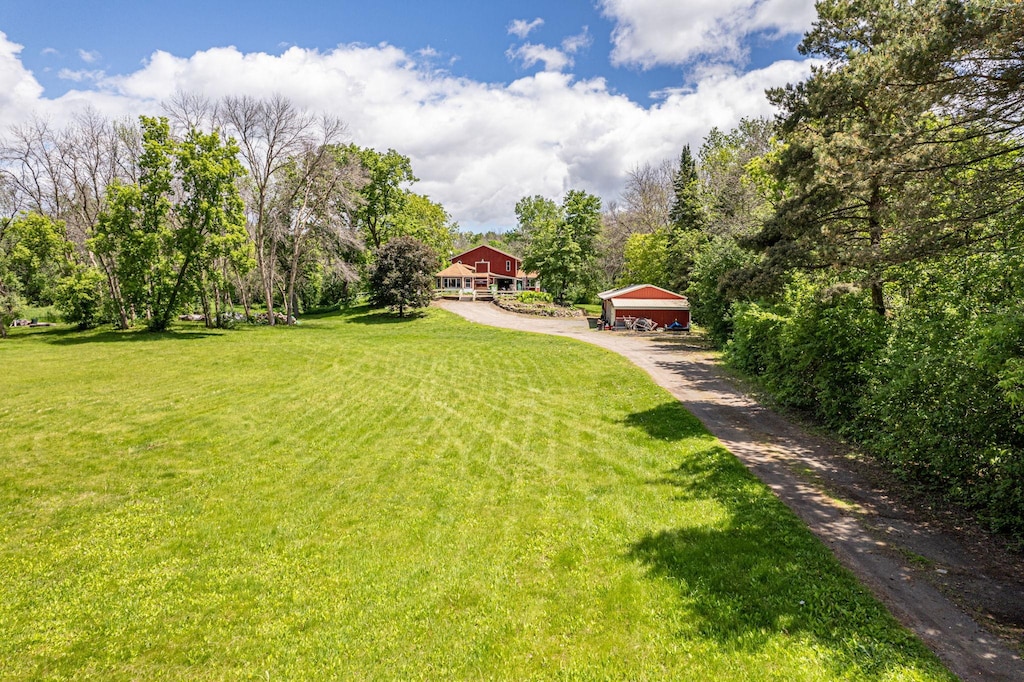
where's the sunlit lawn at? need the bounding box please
[0,307,952,680]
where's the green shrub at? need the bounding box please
[516,290,553,304]
[55,266,109,329]
[687,236,758,346]
[860,302,1024,541]
[727,280,885,430]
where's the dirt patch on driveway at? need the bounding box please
[437,300,1024,681]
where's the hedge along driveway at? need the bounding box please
[0,308,952,680]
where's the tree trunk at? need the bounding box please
[199,278,212,328]
[285,242,301,324]
[254,217,277,326]
[95,251,131,329]
[262,265,276,325]
[154,250,194,331]
[867,184,886,317]
[870,280,885,317]
[212,277,224,328]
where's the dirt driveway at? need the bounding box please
[437,300,1024,681]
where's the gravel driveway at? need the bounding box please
[437,299,1024,682]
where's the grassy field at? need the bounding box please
[0,307,952,680]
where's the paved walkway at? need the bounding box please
[437,300,1024,682]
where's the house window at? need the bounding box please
[506,260,511,272]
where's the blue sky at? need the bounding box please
[0,0,818,230]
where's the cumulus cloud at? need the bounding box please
[0,35,813,230]
[562,28,592,54]
[600,0,816,68]
[78,48,102,64]
[0,32,46,124]
[506,43,572,72]
[508,18,544,39]
[507,26,589,74]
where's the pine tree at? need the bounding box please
[665,145,706,293]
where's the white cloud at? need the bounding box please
[0,32,45,124]
[506,43,572,72]
[58,68,106,83]
[0,36,813,231]
[78,48,101,64]
[561,28,592,55]
[508,18,544,39]
[599,0,816,68]
[41,47,60,57]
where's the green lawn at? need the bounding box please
[0,308,951,680]
[573,302,602,316]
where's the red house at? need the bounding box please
[598,284,691,329]
[436,245,539,294]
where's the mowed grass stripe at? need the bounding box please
[0,308,952,680]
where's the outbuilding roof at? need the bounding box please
[598,284,689,301]
[609,298,691,310]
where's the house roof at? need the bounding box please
[437,262,477,277]
[438,261,537,280]
[451,244,520,263]
[609,298,691,310]
[598,284,688,300]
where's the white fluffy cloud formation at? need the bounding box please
[77,48,101,64]
[508,18,544,39]
[506,43,572,72]
[506,27,591,74]
[600,0,816,68]
[0,33,44,124]
[0,31,813,230]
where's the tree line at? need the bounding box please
[588,0,1024,543]
[0,93,456,333]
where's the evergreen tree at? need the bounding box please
[665,145,706,293]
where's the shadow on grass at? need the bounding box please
[623,402,940,677]
[45,327,221,345]
[344,308,429,325]
[623,401,707,442]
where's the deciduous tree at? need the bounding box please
[368,235,437,317]
[90,117,248,331]
[600,161,673,283]
[218,95,339,325]
[341,146,417,250]
[274,145,366,322]
[519,190,601,304]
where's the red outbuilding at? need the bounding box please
[598,284,691,329]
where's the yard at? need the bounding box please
[0,307,952,680]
